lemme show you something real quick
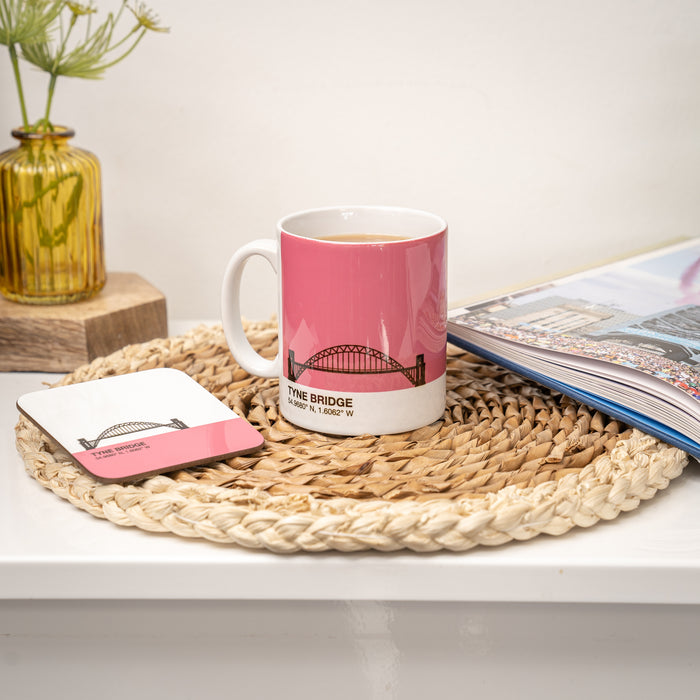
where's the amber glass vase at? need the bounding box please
[0,127,105,304]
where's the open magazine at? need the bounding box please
[447,238,700,459]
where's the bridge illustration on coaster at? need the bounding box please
[288,345,425,387]
[78,418,189,450]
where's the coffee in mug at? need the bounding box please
[221,205,447,436]
[316,233,410,243]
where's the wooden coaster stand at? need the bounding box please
[0,272,167,372]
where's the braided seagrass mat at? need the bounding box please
[15,320,689,553]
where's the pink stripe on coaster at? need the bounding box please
[73,418,263,482]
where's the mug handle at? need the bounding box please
[221,238,281,378]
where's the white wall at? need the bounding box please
[2,0,699,321]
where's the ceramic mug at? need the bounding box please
[221,205,447,435]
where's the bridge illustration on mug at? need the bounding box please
[287,345,426,387]
[78,418,189,450]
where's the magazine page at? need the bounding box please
[461,329,700,443]
[448,239,700,403]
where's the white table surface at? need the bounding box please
[4,320,700,700]
[2,320,700,605]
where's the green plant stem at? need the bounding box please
[8,43,29,130]
[42,13,79,128]
[43,73,57,128]
[99,27,146,71]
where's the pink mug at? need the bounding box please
[221,205,447,435]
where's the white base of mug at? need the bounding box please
[278,374,446,436]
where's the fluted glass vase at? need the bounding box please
[0,127,106,304]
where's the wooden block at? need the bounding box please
[0,272,168,372]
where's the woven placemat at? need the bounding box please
[15,321,689,552]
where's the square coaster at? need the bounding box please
[17,368,264,483]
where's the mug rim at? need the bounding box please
[277,205,447,241]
